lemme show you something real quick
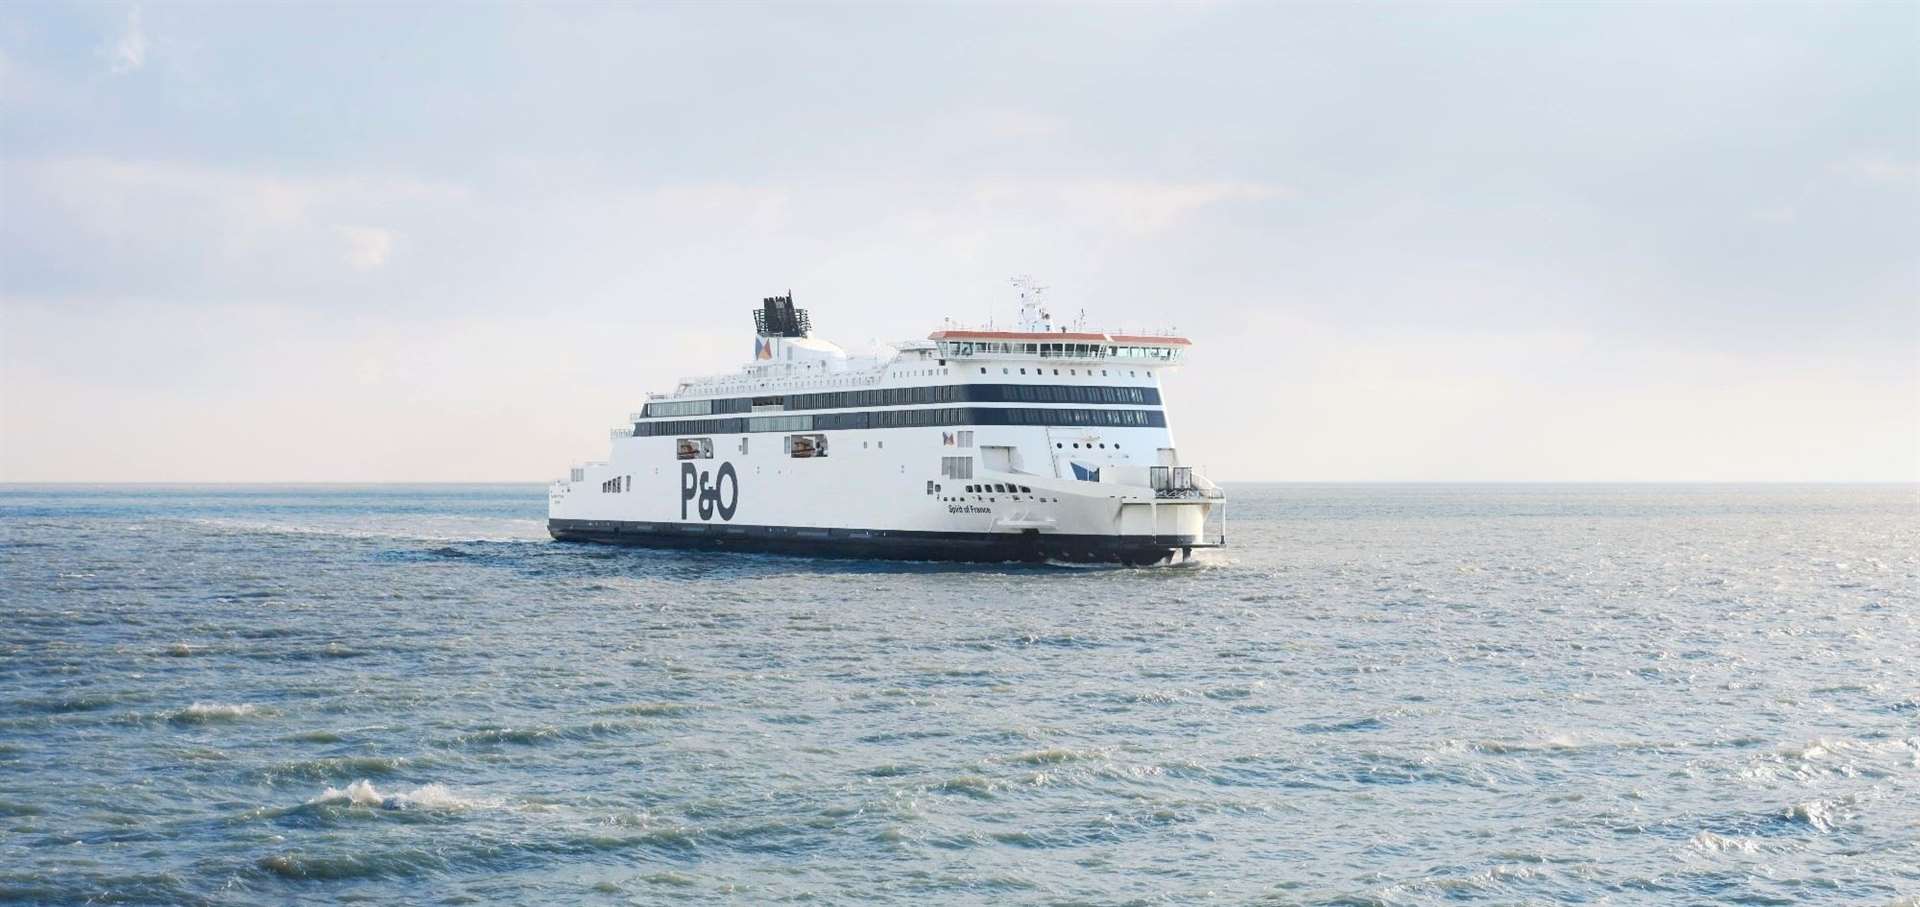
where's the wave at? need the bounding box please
[306,779,493,811]
[1296,716,1387,734]
[283,729,345,743]
[1775,737,1859,760]
[444,719,646,748]
[1689,831,1761,854]
[250,755,416,782]
[12,693,128,714]
[1010,747,1099,765]
[938,775,999,798]
[1781,798,1845,833]
[170,702,265,723]
[1468,734,1768,756]
[257,847,449,880]
[1473,735,1583,755]
[592,702,698,717]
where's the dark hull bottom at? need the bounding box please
[548,518,1202,566]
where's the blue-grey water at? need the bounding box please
[2,484,1915,906]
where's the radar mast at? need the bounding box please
[1011,275,1052,333]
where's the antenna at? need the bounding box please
[1011,275,1050,332]
[1010,274,1049,302]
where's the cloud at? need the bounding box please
[3,156,466,299]
[1834,153,1919,189]
[106,7,146,74]
[339,226,396,271]
[972,178,1289,235]
[0,301,751,481]
[1182,313,1920,482]
[925,108,1068,143]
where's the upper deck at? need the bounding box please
[646,288,1189,410]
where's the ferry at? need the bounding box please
[548,283,1225,564]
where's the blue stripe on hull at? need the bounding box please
[547,518,1197,565]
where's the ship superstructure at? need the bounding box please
[548,286,1224,564]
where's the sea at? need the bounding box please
[1,483,1915,906]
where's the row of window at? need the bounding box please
[924,480,1048,501]
[748,414,813,433]
[647,398,724,418]
[935,341,1183,361]
[940,456,974,479]
[640,383,1161,419]
[634,407,1167,437]
[601,475,630,493]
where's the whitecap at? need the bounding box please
[307,778,494,811]
[1474,734,1581,754]
[1783,799,1838,832]
[1776,737,1856,760]
[172,702,262,723]
[1689,831,1759,854]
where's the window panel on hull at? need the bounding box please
[631,407,1167,437]
[642,383,1158,421]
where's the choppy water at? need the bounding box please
[2,484,1916,906]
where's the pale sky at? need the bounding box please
[1,2,1915,482]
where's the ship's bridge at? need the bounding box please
[927,330,1189,364]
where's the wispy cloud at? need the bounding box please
[1834,153,1919,189]
[1057,180,1289,234]
[339,226,396,271]
[106,7,146,75]
[4,156,466,300]
[972,178,1289,235]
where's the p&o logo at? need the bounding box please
[680,461,739,521]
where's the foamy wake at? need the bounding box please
[307,779,493,811]
[186,517,547,545]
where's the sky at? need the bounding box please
[1,1,1915,482]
